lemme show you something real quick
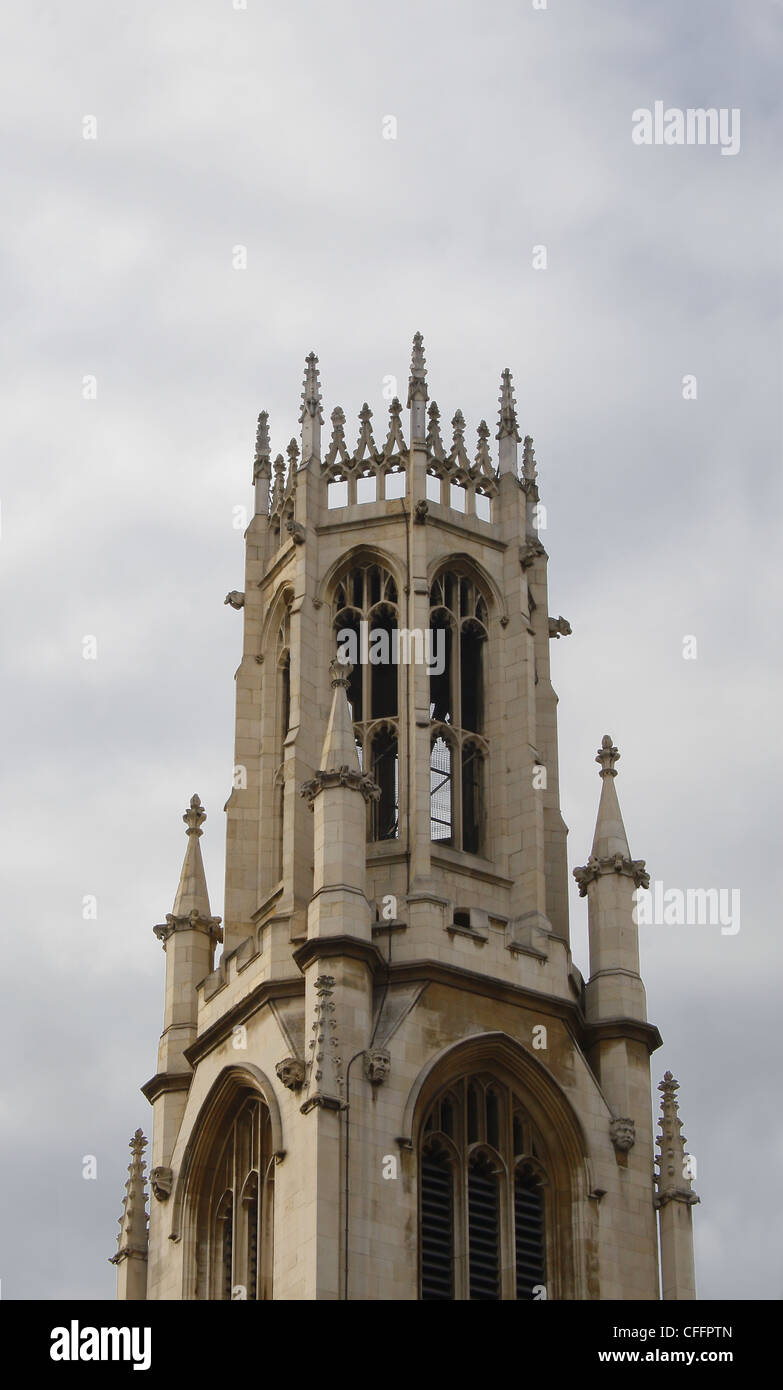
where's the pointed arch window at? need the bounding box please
[192,1092,275,1300]
[419,1076,550,1301]
[274,603,292,881]
[332,560,399,842]
[429,568,489,853]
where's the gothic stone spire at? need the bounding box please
[573,737,650,895]
[299,351,324,466]
[497,368,521,476]
[407,331,428,441]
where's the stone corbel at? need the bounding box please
[363,1049,391,1085]
[150,1166,173,1202]
[275,1057,305,1091]
[610,1116,636,1154]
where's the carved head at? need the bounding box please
[610,1117,636,1153]
[363,1049,391,1085]
[150,1166,173,1202]
[275,1057,305,1091]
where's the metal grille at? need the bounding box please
[430,737,452,840]
[468,1166,500,1300]
[514,1172,546,1299]
[421,1152,454,1300]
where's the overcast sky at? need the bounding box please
[1,0,780,1300]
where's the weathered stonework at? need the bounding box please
[117,337,698,1302]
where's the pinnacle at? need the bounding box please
[497,368,521,442]
[114,1129,149,1256]
[299,351,324,424]
[171,794,214,919]
[407,330,428,406]
[589,736,632,861]
[319,659,361,774]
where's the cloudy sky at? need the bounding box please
[1,0,780,1300]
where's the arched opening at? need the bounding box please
[429,566,489,854]
[416,1062,572,1301]
[332,558,400,843]
[188,1088,275,1300]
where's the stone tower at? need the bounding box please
[116,335,698,1300]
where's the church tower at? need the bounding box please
[116,335,698,1300]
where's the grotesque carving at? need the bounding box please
[414,499,429,524]
[548,615,572,639]
[286,519,306,545]
[363,1049,391,1085]
[610,1117,636,1153]
[150,1165,173,1201]
[224,591,245,610]
[275,1057,305,1091]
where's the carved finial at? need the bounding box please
[287,437,300,471]
[474,419,494,477]
[330,655,353,687]
[522,434,537,482]
[253,411,271,482]
[381,397,407,461]
[183,794,206,836]
[497,368,521,442]
[354,403,379,465]
[299,351,324,424]
[426,401,446,462]
[323,406,351,472]
[596,735,620,778]
[447,409,471,476]
[271,452,286,508]
[407,330,428,407]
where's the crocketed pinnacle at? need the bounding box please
[111,1129,149,1261]
[253,411,271,481]
[407,331,428,406]
[497,368,521,442]
[299,351,324,424]
[656,1072,699,1203]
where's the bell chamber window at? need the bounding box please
[420,1075,549,1301]
[193,1092,274,1300]
[333,561,399,842]
[274,602,292,881]
[429,570,489,854]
